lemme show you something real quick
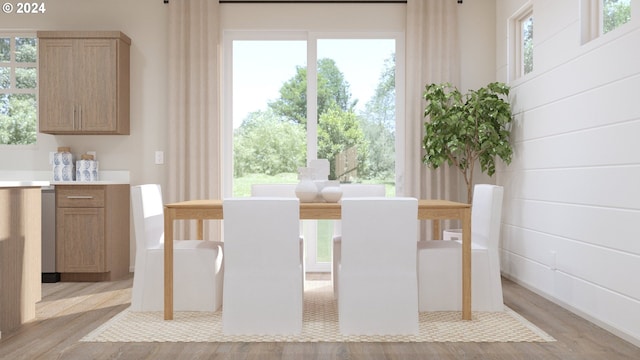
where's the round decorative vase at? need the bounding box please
[295,167,318,202]
[321,185,342,203]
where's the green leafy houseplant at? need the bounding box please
[422,82,513,203]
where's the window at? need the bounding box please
[0,33,38,145]
[582,0,632,43]
[521,15,534,75]
[228,35,397,193]
[224,32,402,271]
[509,5,534,81]
[602,0,631,34]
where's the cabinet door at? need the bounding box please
[56,207,105,273]
[38,39,76,132]
[76,39,118,132]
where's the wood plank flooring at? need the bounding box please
[1,274,639,360]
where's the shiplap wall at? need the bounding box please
[495,0,640,346]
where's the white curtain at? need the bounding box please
[167,0,221,240]
[405,0,461,238]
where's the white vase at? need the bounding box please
[321,183,342,203]
[295,167,318,202]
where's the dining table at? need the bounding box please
[163,199,472,320]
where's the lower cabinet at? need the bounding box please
[56,184,129,281]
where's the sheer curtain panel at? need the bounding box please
[405,0,461,239]
[167,0,222,240]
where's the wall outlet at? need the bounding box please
[155,151,164,165]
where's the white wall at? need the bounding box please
[0,0,169,189]
[496,0,640,346]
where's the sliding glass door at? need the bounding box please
[224,32,402,271]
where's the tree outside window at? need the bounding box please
[522,16,533,75]
[0,35,37,145]
[603,0,631,34]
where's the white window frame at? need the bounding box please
[0,32,38,147]
[581,0,634,44]
[508,3,533,82]
[222,30,404,196]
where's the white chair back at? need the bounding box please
[332,183,386,297]
[251,183,305,266]
[333,183,385,237]
[131,183,164,250]
[339,183,386,197]
[338,197,419,335]
[251,183,297,197]
[417,184,505,312]
[471,184,504,250]
[222,197,303,335]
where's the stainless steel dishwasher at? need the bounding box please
[41,185,60,282]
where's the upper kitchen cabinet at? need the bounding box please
[37,31,130,135]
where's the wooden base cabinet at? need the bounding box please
[56,185,129,281]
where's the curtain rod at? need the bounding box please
[161,1,463,4]
[163,1,411,3]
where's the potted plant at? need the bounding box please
[422,82,513,203]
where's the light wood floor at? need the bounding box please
[1,274,639,360]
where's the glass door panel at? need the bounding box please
[232,40,307,196]
[312,38,397,268]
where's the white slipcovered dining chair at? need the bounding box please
[130,184,223,312]
[338,197,419,335]
[251,183,297,198]
[417,184,505,312]
[222,197,303,335]
[251,183,305,272]
[331,183,386,298]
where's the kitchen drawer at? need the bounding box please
[56,186,105,207]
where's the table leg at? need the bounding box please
[432,219,441,240]
[164,208,174,320]
[197,219,204,240]
[461,207,472,320]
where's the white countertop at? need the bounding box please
[0,170,130,185]
[52,181,128,185]
[0,181,50,188]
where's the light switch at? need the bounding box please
[155,151,164,165]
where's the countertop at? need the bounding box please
[0,181,50,188]
[0,170,130,186]
[52,181,129,185]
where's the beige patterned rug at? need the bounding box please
[81,281,555,343]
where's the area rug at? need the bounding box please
[81,281,555,343]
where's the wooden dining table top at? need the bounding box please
[164,198,470,220]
